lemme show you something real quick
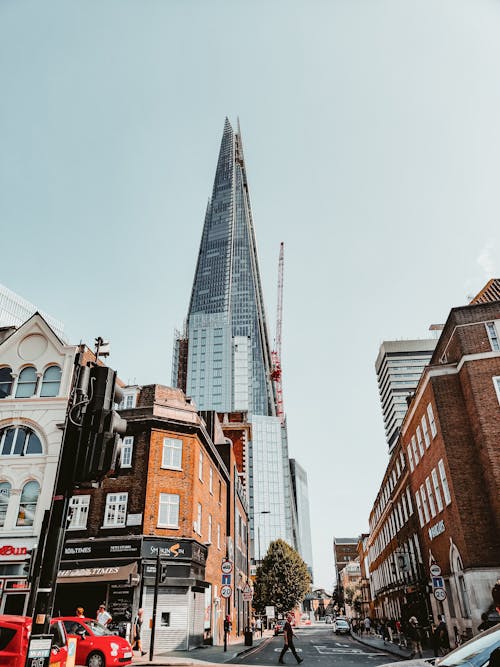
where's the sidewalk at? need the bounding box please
[132,630,273,666]
[351,631,435,660]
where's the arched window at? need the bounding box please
[15,367,38,398]
[0,481,11,527]
[0,426,43,456]
[40,366,62,397]
[16,480,40,527]
[0,367,13,398]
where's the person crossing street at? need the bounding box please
[278,614,303,664]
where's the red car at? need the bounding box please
[0,615,68,667]
[54,617,133,667]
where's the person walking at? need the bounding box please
[256,617,263,637]
[96,604,112,627]
[278,614,303,665]
[133,608,146,656]
[364,617,371,635]
[432,616,450,657]
[407,617,423,658]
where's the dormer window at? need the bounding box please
[15,367,38,398]
[40,365,62,397]
[0,367,13,398]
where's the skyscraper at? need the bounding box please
[375,339,437,452]
[0,283,64,339]
[173,119,297,557]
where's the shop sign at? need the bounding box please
[0,538,35,559]
[142,539,207,565]
[5,579,29,590]
[62,538,142,561]
[58,567,121,579]
[428,520,445,540]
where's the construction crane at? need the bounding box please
[270,242,285,422]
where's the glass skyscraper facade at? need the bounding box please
[172,119,298,558]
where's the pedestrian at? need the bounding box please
[407,617,423,658]
[381,620,391,644]
[133,608,146,656]
[364,617,371,635]
[278,613,303,665]
[432,615,449,657]
[96,604,112,626]
[75,607,85,618]
[256,617,263,637]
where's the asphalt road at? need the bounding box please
[235,626,396,667]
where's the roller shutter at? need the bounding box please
[142,586,189,653]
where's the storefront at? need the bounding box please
[0,538,36,614]
[140,538,209,653]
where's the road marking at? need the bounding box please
[313,645,387,656]
[274,647,303,653]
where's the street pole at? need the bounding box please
[149,549,161,661]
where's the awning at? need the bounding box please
[57,562,137,584]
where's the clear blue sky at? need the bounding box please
[1,0,499,590]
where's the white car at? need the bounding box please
[334,619,350,635]
[378,624,500,667]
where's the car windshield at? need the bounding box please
[438,627,500,667]
[336,621,349,627]
[85,620,113,637]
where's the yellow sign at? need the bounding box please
[66,637,78,667]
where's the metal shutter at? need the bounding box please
[188,591,205,649]
[142,586,189,653]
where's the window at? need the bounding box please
[217,523,221,549]
[425,477,436,517]
[40,366,62,397]
[121,436,134,468]
[412,436,419,465]
[209,467,213,494]
[427,403,437,438]
[218,480,222,503]
[0,367,13,398]
[420,484,430,523]
[196,503,202,535]
[208,514,212,543]
[416,426,424,456]
[438,459,452,505]
[407,445,414,472]
[406,486,414,515]
[125,394,135,408]
[16,480,40,527]
[431,468,444,512]
[198,451,204,481]
[493,377,500,404]
[162,438,182,470]
[415,489,424,527]
[103,492,128,527]
[158,493,180,528]
[68,495,90,529]
[400,451,405,469]
[0,426,42,456]
[486,322,500,351]
[15,367,38,398]
[421,414,430,447]
[0,481,11,527]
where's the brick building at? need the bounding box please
[55,385,249,651]
[400,296,500,638]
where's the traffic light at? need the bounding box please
[75,365,127,482]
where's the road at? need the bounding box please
[235,626,396,667]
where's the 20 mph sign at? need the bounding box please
[221,585,232,598]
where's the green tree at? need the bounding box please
[253,539,311,615]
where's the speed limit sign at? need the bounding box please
[434,587,447,601]
[221,585,232,598]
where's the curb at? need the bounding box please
[350,631,413,659]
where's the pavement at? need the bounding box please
[350,630,435,661]
[131,629,274,666]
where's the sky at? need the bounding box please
[1,0,500,591]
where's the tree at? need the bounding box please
[253,539,311,615]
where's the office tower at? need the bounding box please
[0,283,64,339]
[290,459,314,579]
[375,339,436,452]
[173,119,296,555]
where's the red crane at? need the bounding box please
[270,242,285,422]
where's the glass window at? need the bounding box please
[415,489,424,527]
[0,426,42,456]
[15,367,38,398]
[0,481,11,527]
[16,480,40,527]
[493,377,500,405]
[406,487,414,515]
[103,492,128,527]
[68,495,90,529]
[407,444,414,472]
[421,414,430,447]
[427,403,437,438]
[121,436,133,468]
[198,451,204,481]
[420,484,430,523]
[209,467,213,494]
[208,514,212,543]
[416,426,424,456]
[217,523,221,550]
[438,459,452,505]
[196,502,202,535]
[431,468,444,512]
[425,477,436,517]
[158,493,180,528]
[486,322,500,351]
[0,367,13,398]
[40,366,62,397]
[125,394,134,408]
[162,438,182,469]
[412,436,419,465]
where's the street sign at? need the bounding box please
[430,564,442,577]
[222,574,231,585]
[434,587,447,601]
[221,585,232,599]
[242,583,253,602]
[432,576,444,589]
[221,559,233,575]
[265,605,275,618]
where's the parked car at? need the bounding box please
[0,615,68,667]
[334,618,350,635]
[378,623,500,667]
[274,619,286,635]
[54,616,133,667]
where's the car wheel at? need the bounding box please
[87,652,105,667]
